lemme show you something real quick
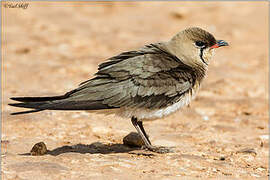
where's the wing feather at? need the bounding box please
[69,43,196,110]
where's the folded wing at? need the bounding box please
[10,43,195,114]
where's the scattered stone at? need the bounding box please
[170,9,189,19]
[219,156,226,161]
[243,111,252,115]
[123,132,144,147]
[15,47,30,54]
[171,12,184,19]
[30,142,48,156]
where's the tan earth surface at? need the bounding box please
[2,2,269,179]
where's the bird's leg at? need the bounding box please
[131,117,152,147]
[131,116,173,154]
[137,121,151,145]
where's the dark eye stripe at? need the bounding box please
[195,41,206,47]
[199,48,208,65]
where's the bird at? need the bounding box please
[9,27,229,153]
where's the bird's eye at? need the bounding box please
[195,41,206,47]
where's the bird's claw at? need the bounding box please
[142,145,174,154]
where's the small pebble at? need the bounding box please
[30,142,48,156]
[219,156,226,161]
[170,9,189,19]
[123,132,144,147]
[171,12,184,19]
[15,47,30,54]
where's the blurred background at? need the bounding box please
[2,2,269,179]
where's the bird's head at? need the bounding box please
[167,27,229,67]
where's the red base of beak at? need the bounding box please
[210,44,219,49]
[211,40,229,49]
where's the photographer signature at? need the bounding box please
[3,2,29,10]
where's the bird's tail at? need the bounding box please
[9,95,69,115]
[9,93,115,115]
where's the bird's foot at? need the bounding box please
[142,145,174,154]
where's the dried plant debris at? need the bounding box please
[236,148,257,155]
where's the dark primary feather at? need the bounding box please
[9,100,114,110]
[10,43,201,114]
[10,95,68,102]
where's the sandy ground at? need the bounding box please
[2,2,269,179]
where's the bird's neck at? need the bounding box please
[192,62,208,82]
[163,41,208,82]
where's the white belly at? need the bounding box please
[90,83,201,121]
[116,90,195,121]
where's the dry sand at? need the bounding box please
[2,2,269,179]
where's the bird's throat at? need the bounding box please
[199,48,208,65]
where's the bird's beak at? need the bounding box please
[210,40,229,49]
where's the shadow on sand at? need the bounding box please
[19,142,142,156]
